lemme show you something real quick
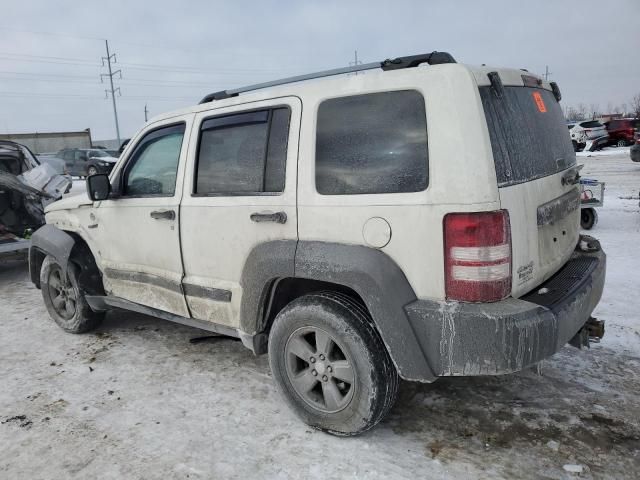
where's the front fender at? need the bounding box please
[29,224,76,287]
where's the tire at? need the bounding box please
[617,139,628,147]
[581,208,597,230]
[572,140,578,152]
[40,255,104,333]
[268,291,399,436]
[87,166,98,176]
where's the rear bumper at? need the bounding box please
[404,244,606,377]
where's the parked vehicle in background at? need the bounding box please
[605,118,640,147]
[568,123,586,151]
[57,148,118,177]
[118,139,130,155]
[569,121,609,152]
[631,137,640,162]
[29,52,606,436]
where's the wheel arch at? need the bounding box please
[240,240,436,382]
[30,225,104,296]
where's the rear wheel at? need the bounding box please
[581,208,597,230]
[268,292,398,436]
[617,139,628,147]
[40,255,103,333]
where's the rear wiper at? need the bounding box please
[561,164,583,186]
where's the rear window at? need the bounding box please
[580,121,603,128]
[480,86,575,186]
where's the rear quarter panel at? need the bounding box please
[296,64,501,300]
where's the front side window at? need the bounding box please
[124,123,185,196]
[315,90,428,195]
[195,107,290,195]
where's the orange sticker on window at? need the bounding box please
[532,91,547,112]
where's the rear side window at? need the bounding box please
[580,121,602,128]
[480,86,576,186]
[195,108,290,195]
[315,90,428,195]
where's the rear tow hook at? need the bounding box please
[569,317,605,349]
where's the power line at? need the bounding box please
[0,52,300,75]
[0,91,194,101]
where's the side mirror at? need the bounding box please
[87,174,111,201]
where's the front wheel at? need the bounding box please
[617,139,629,147]
[87,166,98,176]
[40,255,104,333]
[268,292,399,436]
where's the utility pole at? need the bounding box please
[144,104,149,122]
[101,40,122,145]
[544,65,551,81]
[350,50,362,75]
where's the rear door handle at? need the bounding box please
[250,211,287,224]
[150,209,175,220]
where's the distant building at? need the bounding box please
[598,113,624,123]
[0,129,92,154]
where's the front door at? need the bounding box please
[180,98,301,328]
[92,115,193,317]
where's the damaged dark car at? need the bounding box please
[0,141,72,255]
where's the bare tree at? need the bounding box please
[631,93,640,118]
[577,103,588,121]
[606,101,614,114]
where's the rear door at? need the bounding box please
[479,82,580,297]
[179,97,301,329]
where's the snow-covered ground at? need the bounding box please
[1,149,639,479]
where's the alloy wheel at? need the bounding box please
[47,267,77,320]
[284,326,356,413]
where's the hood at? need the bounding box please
[45,192,93,213]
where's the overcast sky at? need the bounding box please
[1,0,638,141]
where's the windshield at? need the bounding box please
[480,86,576,186]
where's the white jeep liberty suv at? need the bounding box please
[29,52,606,436]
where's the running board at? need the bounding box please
[85,295,240,338]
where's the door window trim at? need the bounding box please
[117,121,187,199]
[191,105,291,198]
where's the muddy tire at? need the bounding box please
[40,255,103,333]
[268,291,399,436]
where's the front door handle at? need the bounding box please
[250,211,287,224]
[150,209,175,220]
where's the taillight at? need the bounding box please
[444,210,511,302]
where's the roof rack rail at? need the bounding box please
[199,51,455,104]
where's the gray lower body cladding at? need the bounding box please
[405,248,606,376]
